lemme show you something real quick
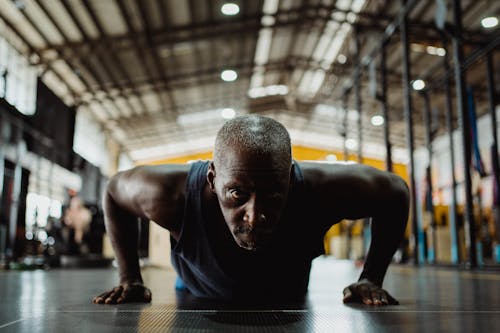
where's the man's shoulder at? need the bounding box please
[128,163,191,180]
[109,163,193,198]
[296,161,394,197]
[297,161,406,199]
[136,163,193,174]
[297,161,369,182]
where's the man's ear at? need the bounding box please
[207,161,216,192]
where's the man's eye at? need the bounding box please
[230,190,246,200]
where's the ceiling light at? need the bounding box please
[481,16,498,29]
[426,46,437,55]
[435,48,446,56]
[337,54,347,64]
[345,139,358,150]
[221,108,236,119]
[221,3,239,16]
[412,43,446,57]
[221,69,237,82]
[412,79,425,91]
[371,115,384,126]
[426,46,446,57]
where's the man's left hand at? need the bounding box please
[343,279,399,305]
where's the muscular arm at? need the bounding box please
[301,162,410,304]
[93,164,189,304]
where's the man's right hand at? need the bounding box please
[92,282,152,304]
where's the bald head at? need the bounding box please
[213,115,292,171]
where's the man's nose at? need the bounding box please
[243,195,266,227]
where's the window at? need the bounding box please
[25,192,62,229]
[0,23,37,115]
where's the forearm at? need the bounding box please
[359,214,407,286]
[104,191,143,284]
[359,184,409,286]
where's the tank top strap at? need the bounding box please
[185,160,210,191]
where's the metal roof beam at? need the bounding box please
[34,1,99,93]
[0,4,79,103]
[80,0,148,113]
[58,0,136,114]
[131,0,177,113]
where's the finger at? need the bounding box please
[93,296,105,304]
[358,285,372,305]
[116,289,128,304]
[93,296,104,304]
[371,291,382,305]
[105,287,123,304]
[342,287,354,303]
[143,288,152,302]
[93,290,113,304]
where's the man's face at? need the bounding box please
[208,148,292,251]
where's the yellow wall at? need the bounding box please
[140,145,408,181]
[292,145,408,181]
[140,151,213,165]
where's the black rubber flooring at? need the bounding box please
[1,257,499,332]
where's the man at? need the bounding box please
[93,115,409,306]
[63,196,92,246]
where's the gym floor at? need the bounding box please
[1,256,499,332]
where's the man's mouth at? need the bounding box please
[238,239,259,251]
[234,224,273,236]
[233,227,274,251]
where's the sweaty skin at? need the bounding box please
[93,151,409,305]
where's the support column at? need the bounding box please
[486,53,500,262]
[486,55,499,189]
[400,0,421,264]
[380,43,393,172]
[442,37,460,264]
[354,28,363,164]
[7,122,23,260]
[422,92,437,263]
[0,113,6,261]
[0,113,6,217]
[452,0,477,267]
[342,92,349,161]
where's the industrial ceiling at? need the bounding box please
[0,0,499,163]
